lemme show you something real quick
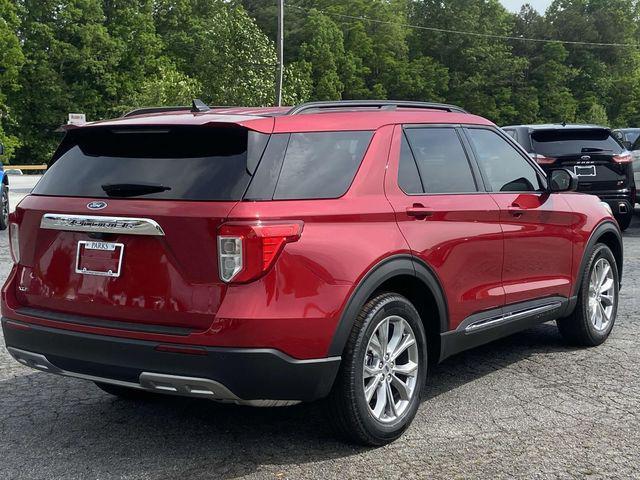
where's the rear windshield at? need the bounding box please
[33,126,266,201]
[531,129,623,157]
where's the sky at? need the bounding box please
[500,0,552,13]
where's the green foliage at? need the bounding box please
[123,61,202,111]
[0,0,24,161]
[299,9,345,100]
[5,0,640,164]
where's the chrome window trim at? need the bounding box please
[40,213,165,236]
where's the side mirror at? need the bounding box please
[549,168,578,192]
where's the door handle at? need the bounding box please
[507,205,524,218]
[406,204,433,219]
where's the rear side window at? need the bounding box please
[531,129,624,157]
[35,126,267,201]
[402,127,477,193]
[467,128,542,192]
[272,131,372,200]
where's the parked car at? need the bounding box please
[612,128,640,150]
[2,101,623,445]
[631,137,640,197]
[504,124,635,230]
[0,144,8,230]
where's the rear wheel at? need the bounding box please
[0,184,8,231]
[326,293,427,446]
[557,244,619,346]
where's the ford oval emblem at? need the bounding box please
[87,201,107,210]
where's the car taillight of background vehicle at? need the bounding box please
[217,222,304,283]
[612,152,633,163]
[531,153,556,165]
[9,222,20,264]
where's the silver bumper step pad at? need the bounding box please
[7,347,299,407]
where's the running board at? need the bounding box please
[440,297,569,361]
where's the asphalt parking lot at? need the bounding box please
[1,177,639,479]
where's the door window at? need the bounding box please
[400,128,478,194]
[466,128,542,192]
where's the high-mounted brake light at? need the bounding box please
[612,152,633,163]
[9,222,20,264]
[217,222,303,283]
[531,153,556,165]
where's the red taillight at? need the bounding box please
[217,221,303,283]
[531,153,556,165]
[613,152,633,163]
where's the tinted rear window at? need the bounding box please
[531,129,623,157]
[272,131,373,200]
[34,126,265,201]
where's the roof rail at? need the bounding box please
[122,106,190,118]
[287,100,468,115]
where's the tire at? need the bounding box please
[0,184,8,231]
[95,382,156,400]
[326,293,428,446]
[557,244,619,346]
[616,213,632,231]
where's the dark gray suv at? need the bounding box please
[504,124,635,230]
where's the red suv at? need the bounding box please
[1,100,623,445]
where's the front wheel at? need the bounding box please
[326,293,427,446]
[0,184,8,231]
[557,244,619,346]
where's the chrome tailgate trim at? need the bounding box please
[40,213,165,236]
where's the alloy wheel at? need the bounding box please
[362,315,419,423]
[588,257,616,332]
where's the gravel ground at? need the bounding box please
[0,178,639,479]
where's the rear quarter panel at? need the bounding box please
[218,125,411,358]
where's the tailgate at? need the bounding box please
[10,124,270,332]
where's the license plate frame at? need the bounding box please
[75,241,124,278]
[574,165,596,177]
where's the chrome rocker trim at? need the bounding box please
[465,301,563,333]
[8,347,300,407]
[40,214,165,236]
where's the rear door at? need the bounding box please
[530,128,630,194]
[13,125,269,332]
[465,126,575,306]
[385,125,505,331]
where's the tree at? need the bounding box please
[299,9,345,100]
[0,0,24,161]
[11,0,121,163]
[409,0,530,124]
[102,0,165,115]
[530,43,578,122]
[155,0,280,106]
[545,0,640,125]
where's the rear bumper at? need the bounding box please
[2,318,340,404]
[600,198,633,216]
[588,191,634,215]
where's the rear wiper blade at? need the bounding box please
[581,147,612,153]
[101,183,171,198]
